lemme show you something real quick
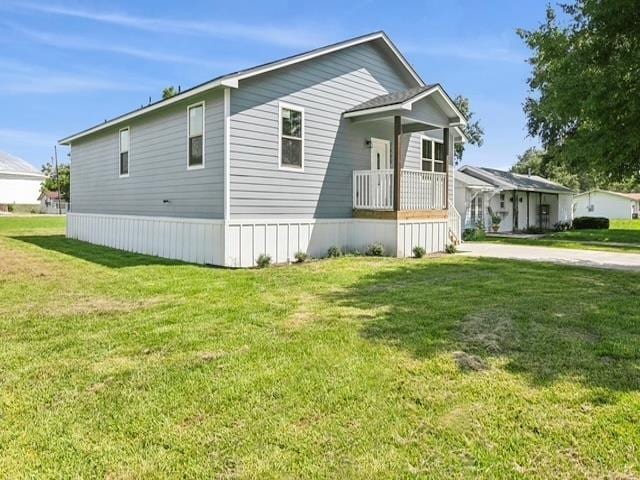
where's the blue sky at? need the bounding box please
[0,0,548,171]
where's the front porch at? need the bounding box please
[352,169,448,219]
[344,85,465,225]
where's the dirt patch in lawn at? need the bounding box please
[4,293,167,321]
[452,351,488,372]
[459,309,517,355]
[0,246,54,279]
[285,293,319,329]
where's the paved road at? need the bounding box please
[459,242,640,271]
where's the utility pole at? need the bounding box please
[54,145,61,215]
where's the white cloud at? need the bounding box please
[0,58,155,94]
[401,34,526,64]
[6,23,245,70]
[0,128,56,147]
[7,2,331,49]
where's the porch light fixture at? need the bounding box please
[365,139,372,148]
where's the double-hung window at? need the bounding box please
[421,137,445,173]
[433,142,445,172]
[188,102,204,168]
[279,104,303,169]
[421,138,433,171]
[119,127,129,176]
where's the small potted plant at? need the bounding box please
[488,207,501,232]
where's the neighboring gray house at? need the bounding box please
[60,32,468,267]
[457,166,574,232]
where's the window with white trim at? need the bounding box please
[421,138,444,172]
[188,103,204,168]
[119,127,129,176]
[280,105,303,169]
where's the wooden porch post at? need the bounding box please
[539,192,543,228]
[393,115,401,212]
[526,191,530,229]
[443,127,450,210]
[512,190,518,232]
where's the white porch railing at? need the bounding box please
[353,169,447,211]
[353,169,394,210]
[448,206,462,244]
[400,170,446,210]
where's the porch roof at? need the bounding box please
[343,84,467,126]
[345,85,435,113]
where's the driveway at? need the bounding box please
[459,242,640,271]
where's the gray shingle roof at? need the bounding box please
[461,166,574,194]
[345,85,435,113]
[0,151,42,176]
[455,170,495,188]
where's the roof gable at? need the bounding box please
[59,31,424,145]
[344,84,467,124]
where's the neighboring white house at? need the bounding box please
[0,151,45,206]
[59,32,469,267]
[454,170,498,232]
[39,191,70,214]
[457,166,574,232]
[574,190,640,219]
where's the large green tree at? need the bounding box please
[452,95,484,162]
[511,147,581,191]
[517,0,640,182]
[510,147,639,192]
[41,162,70,201]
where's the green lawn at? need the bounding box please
[1,216,639,478]
[547,219,640,244]
[481,219,640,253]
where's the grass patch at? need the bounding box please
[478,219,640,252]
[548,219,640,244]
[482,236,640,253]
[1,216,640,478]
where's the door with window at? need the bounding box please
[370,138,392,207]
[370,138,391,171]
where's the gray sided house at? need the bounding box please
[456,166,574,233]
[60,32,468,267]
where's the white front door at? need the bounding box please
[370,138,391,170]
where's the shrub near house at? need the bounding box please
[573,217,609,230]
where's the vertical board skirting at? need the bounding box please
[67,214,449,267]
[397,219,448,257]
[226,219,355,267]
[67,213,225,265]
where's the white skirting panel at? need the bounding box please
[225,219,353,267]
[351,219,397,255]
[397,220,448,257]
[67,213,450,267]
[67,213,225,265]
